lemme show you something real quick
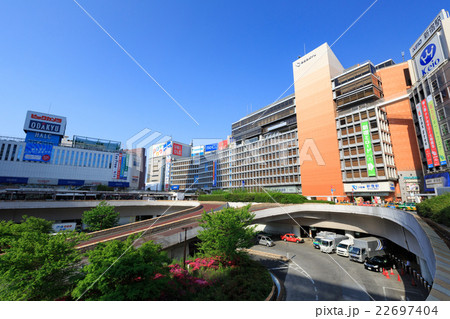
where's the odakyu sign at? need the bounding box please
[414,34,446,80]
[23,111,67,136]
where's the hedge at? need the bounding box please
[416,193,450,227]
[198,192,334,205]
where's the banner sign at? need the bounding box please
[25,132,61,145]
[58,179,84,186]
[415,103,434,168]
[23,111,67,136]
[23,143,53,162]
[171,185,180,190]
[344,182,395,193]
[361,121,376,177]
[427,95,447,165]
[212,161,217,187]
[164,155,171,191]
[173,143,183,156]
[421,99,440,167]
[0,176,28,184]
[108,181,130,188]
[205,143,218,153]
[218,140,228,150]
[112,153,120,179]
[52,223,76,233]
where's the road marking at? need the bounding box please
[269,266,289,270]
[288,258,319,301]
[383,286,421,301]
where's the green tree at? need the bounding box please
[196,206,257,261]
[82,201,120,231]
[0,216,86,300]
[72,236,170,301]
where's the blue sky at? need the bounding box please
[1,0,449,146]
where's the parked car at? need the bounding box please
[363,255,394,272]
[281,233,304,243]
[256,234,274,247]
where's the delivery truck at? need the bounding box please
[349,237,385,263]
[312,231,336,249]
[320,234,348,254]
[336,238,354,257]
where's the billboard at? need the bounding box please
[424,172,450,192]
[191,145,204,156]
[153,143,165,157]
[361,121,376,177]
[58,179,84,186]
[218,140,228,150]
[205,143,218,153]
[118,153,129,180]
[112,153,120,179]
[52,223,76,233]
[421,99,440,167]
[171,185,180,190]
[25,131,61,145]
[409,10,448,57]
[415,102,434,168]
[173,143,183,156]
[413,34,446,80]
[23,143,53,162]
[427,95,447,165]
[23,111,67,136]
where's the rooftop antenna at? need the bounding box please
[304,43,306,55]
[48,102,52,113]
[401,51,405,62]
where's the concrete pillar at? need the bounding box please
[292,225,301,237]
[418,257,433,285]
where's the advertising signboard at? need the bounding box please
[25,131,61,145]
[163,140,173,156]
[361,121,376,177]
[153,143,164,157]
[415,103,434,168]
[205,143,218,153]
[413,34,446,80]
[164,155,171,191]
[112,153,120,179]
[421,99,440,167]
[212,161,217,187]
[58,179,84,186]
[171,185,180,190]
[424,172,450,192]
[191,146,204,156]
[218,140,228,150]
[108,181,130,188]
[173,143,183,156]
[0,177,28,184]
[119,153,129,180]
[427,95,447,165]
[23,143,53,162]
[409,10,448,57]
[52,223,76,233]
[344,182,395,193]
[23,111,67,136]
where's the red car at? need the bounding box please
[281,233,304,243]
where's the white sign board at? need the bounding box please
[23,111,67,136]
[413,34,446,80]
[344,181,395,193]
[52,222,76,232]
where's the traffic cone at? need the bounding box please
[397,274,401,282]
[411,278,416,286]
[390,268,394,275]
[386,272,390,279]
[382,268,386,275]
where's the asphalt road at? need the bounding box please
[251,239,429,301]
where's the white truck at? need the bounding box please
[313,231,336,249]
[349,237,385,263]
[336,238,354,257]
[320,234,348,254]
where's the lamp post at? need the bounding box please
[181,226,192,268]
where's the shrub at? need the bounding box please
[416,193,450,227]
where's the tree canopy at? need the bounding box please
[72,236,170,301]
[0,216,86,300]
[196,206,257,261]
[82,201,120,232]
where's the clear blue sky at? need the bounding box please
[1,0,449,146]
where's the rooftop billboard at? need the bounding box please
[23,111,67,136]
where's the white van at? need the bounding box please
[336,239,353,257]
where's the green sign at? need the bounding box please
[427,95,447,165]
[361,121,376,177]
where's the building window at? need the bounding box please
[16,145,23,161]
[10,145,17,161]
[70,151,75,166]
[441,123,450,136]
[4,144,11,161]
[445,139,450,152]
[438,108,446,121]
[55,149,60,165]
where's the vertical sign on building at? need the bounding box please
[361,121,376,177]
[427,95,447,165]
[164,155,171,191]
[415,103,434,168]
[212,161,217,187]
[421,99,440,167]
[112,153,119,179]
